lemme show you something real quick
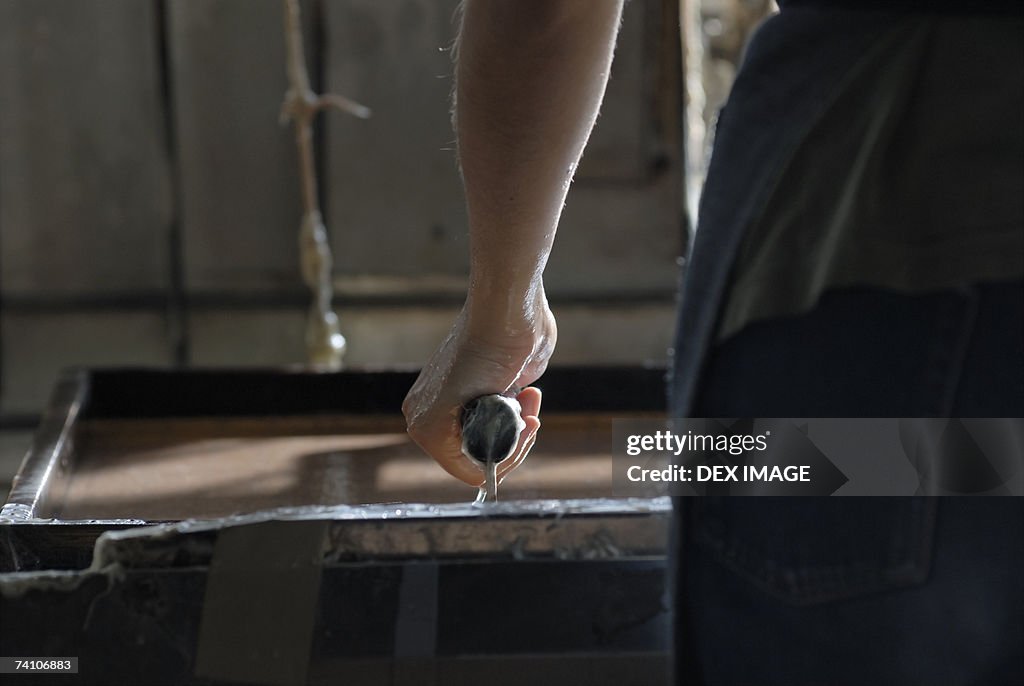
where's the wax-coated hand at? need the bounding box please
[403,294,556,486]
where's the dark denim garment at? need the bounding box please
[668,7,909,417]
[672,283,1024,686]
[666,4,1024,685]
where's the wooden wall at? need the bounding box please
[0,0,681,418]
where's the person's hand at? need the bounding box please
[403,287,556,487]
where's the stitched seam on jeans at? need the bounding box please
[695,500,938,605]
[703,542,929,605]
[699,534,912,605]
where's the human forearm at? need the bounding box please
[402,0,623,487]
[456,0,623,328]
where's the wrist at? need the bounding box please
[464,274,549,338]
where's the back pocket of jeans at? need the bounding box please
[693,496,938,605]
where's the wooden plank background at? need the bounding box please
[0,0,681,419]
[0,0,173,297]
[169,0,311,296]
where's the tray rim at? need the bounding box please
[0,366,669,571]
